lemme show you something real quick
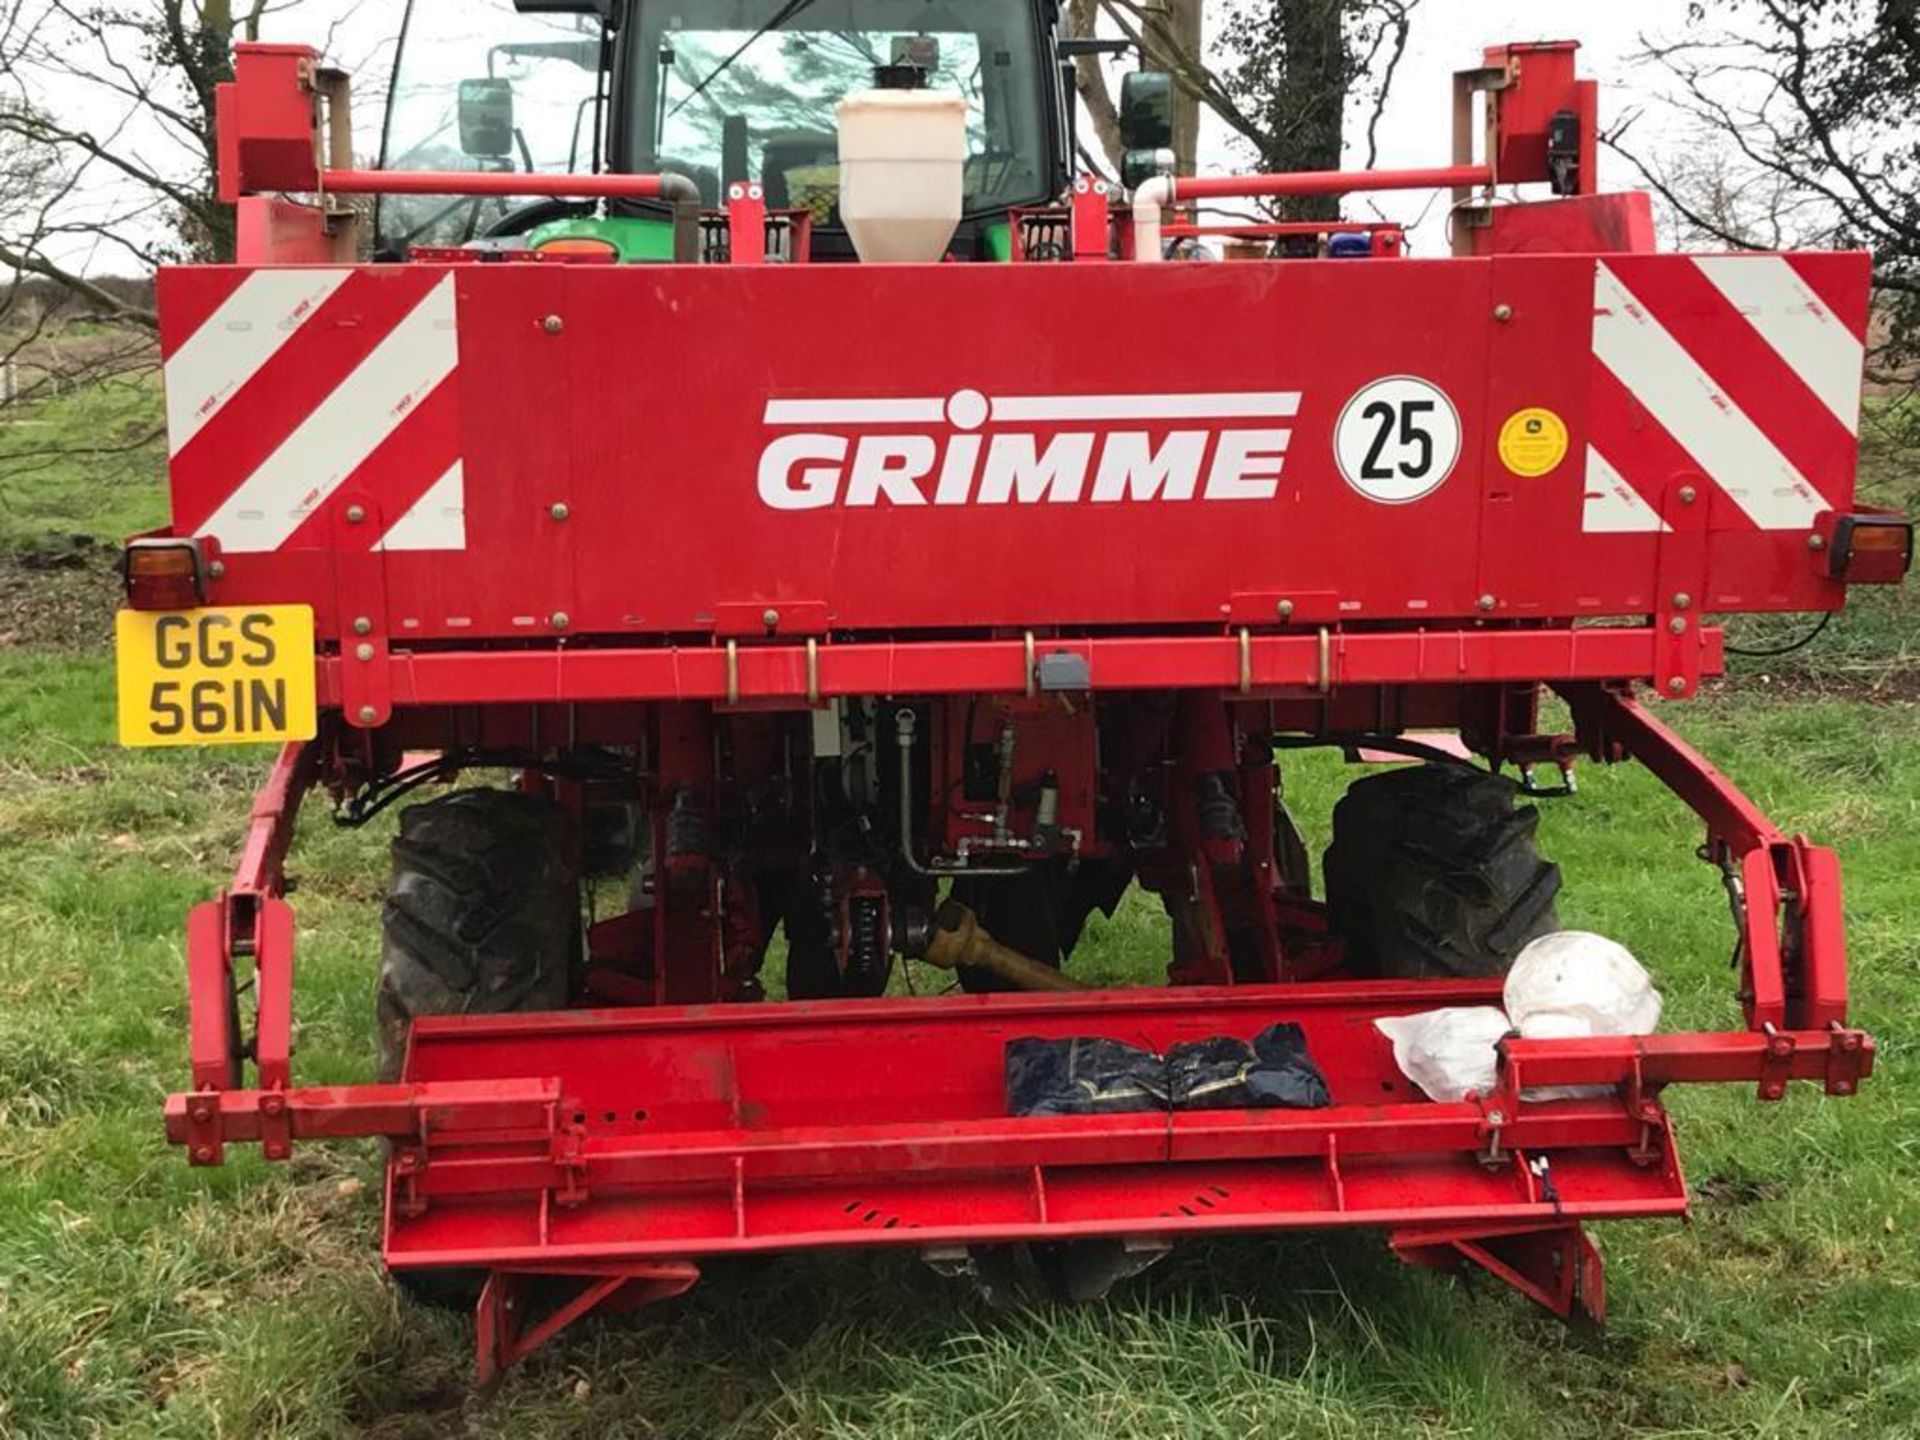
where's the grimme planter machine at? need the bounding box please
[117,0,1909,1381]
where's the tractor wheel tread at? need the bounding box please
[1325,764,1560,979]
[377,788,580,1312]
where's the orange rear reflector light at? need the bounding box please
[1820,514,1912,587]
[122,538,207,611]
[1826,513,1912,584]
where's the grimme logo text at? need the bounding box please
[757,389,1301,510]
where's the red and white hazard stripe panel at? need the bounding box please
[162,269,466,553]
[1586,254,1864,534]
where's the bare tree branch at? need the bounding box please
[1621,1,1919,384]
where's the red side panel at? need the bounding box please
[154,251,1870,646]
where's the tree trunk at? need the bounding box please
[1069,0,1125,172]
[1261,0,1349,219]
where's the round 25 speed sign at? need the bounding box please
[1333,375,1463,504]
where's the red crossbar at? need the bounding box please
[320,626,1724,711]
[319,169,678,200]
[1177,165,1493,202]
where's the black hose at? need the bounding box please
[1725,611,1834,659]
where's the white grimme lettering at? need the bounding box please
[976,432,1095,504]
[756,427,1294,508]
[759,432,845,510]
[933,432,981,505]
[1091,431,1208,501]
[1205,428,1291,500]
[846,435,934,506]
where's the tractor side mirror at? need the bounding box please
[1118,71,1173,150]
[1118,71,1175,189]
[457,78,516,159]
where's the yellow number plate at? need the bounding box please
[115,605,317,748]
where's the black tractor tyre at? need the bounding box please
[377,788,580,1082]
[1323,764,1560,980]
[377,788,580,1312]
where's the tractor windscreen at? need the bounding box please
[628,0,1050,217]
[377,0,609,252]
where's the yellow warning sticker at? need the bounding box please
[1497,407,1570,477]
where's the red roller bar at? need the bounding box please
[1174,164,1493,202]
[317,169,686,200]
[1132,165,1493,259]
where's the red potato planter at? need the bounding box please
[121,4,1906,1383]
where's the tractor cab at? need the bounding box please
[377,0,1088,261]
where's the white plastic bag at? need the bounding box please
[1374,1006,1512,1103]
[1504,931,1661,1101]
[1504,931,1661,1039]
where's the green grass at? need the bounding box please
[1720,397,1920,690]
[0,376,167,550]
[0,650,1916,1438]
[0,380,1914,1435]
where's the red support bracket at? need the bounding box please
[1391,1221,1605,1326]
[1824,1023,1871,1097]
[182,740,318,1164]
[332,492,391,729]
[1071,175,1112,261]
[1556,682,1858,1036]
[474,1263,700,1387]
[726,182,767,265]
[1653,474,1711,699]
[1757,1023,1797,1103]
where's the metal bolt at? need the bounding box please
[193,1146,214,1163]
[762,607,780,629]
[1677,485,1698,506]
[1671,592,1692,611]
[262,1094,285,1117]
[549,502,570,522]
[207,560,226,579]
[1807,533,1827,551]
[1477,593,1496,612]
[355,642,375,661]
[352,616,372,635]
[542,314,564,334]
[1486,1110,1506,1126]
[1492,303,1513,323]
[1669,617,1688,635]
[357,704,378,724]
[345,504,366,524]
[190,1102,213,1124]
[1276,599,1295,620]
[550,611,570,631]
[1668,676,1688,695]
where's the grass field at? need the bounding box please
[0,383,1916,1437]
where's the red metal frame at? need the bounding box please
[315,625,1720,711]
[168,686,1874,1361]
[1174,164,1494,204]
[143,34,1902,1380]
[318,170,680,200]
